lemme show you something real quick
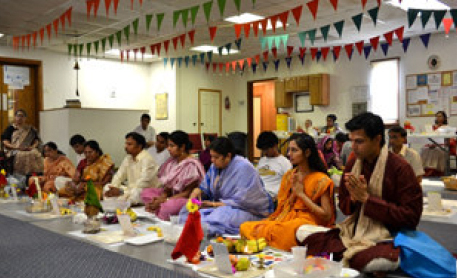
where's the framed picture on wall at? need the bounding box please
[295,93,314,113]
[155,93,168,120]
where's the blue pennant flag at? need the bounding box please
[363,45,372,59]
[200,53,205,65]
[420,33,431,48]
[207,51,213,63]
[163,58,168,67]
[262,61,269,72]
[177,57,183,67]
[381,43,389,56]
[225,43,232,54]
[274,59,280,72]
[218,46,224,56]
[192,55,198,66]
[316,51,322,62]
[299,54,305,65]
[170,58,175,68]
[285,57,293,69]
[184,56,190,67]
[252,63,257,74]
[402,38,411,53]
[235,38,242,50]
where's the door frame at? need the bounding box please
[198,88,222,135]
[0,56,44,131]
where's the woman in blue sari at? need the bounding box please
[179,137,273,235]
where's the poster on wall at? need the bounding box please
[155,93,168,120]
[406,76,417,90]
[3,65,30,90]
[407,104,421,117]
[442,71,453,86]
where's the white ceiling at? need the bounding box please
[0,0,455,63]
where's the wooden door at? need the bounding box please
[253,97,262,158]
[198,89,222,135]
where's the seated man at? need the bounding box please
[104,132,160,204]
[133,113,156,148]
[148,132,170,168]
[300,112,423,273]
[388,126,425,183]
[256,131,292,198]
[69,134,86,167]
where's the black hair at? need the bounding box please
[209,137,235,158]
[435,111,448,125]
[125,132,147,149]
[84,140,103,155]
[345,112,385,147]
[15,109,27,117]
[256,131,279,150]
[141,113,151,121]
[335,132,349,143]
[327,114,337,122]
[290,133,327,174]
[204,134,216,143]
[169,130,192,152]
[43,141,64,155]
[389,126,407,138]
[157,132,169,141]
[70,134,86,146]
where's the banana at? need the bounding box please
[126,208,137,222]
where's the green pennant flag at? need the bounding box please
[368,6,379,26]
[73,44,78,57]
[86,42,91,56]
[274,37,281,50]
[320,25,330,42]
[217,0,226,17]
[267,37,274,51]
[94,40,99,54]
[67,44,72,56]
[433,10,447,29]
[190,6,200,25]
[260,37,267,50]
[233,0,241,12]
[451,10,457,29]
[203,1,213,23]
[308,29,316,45]
[101,38,107,53]
[145,14,153,31]
[157,13,165,31]
[173,10,181,28]
[281,34,289,50]
[421,10,432,28]
[352,13,363,32]
[333,20,345,38]
[407,9,419,28]
[79,44,84,56]
[181,9,189,28]
[252,0,256,7]
[116,30,122,46]
[132,18,139,35]
[298,31,307,46]
[123,25,130,43]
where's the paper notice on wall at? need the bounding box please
[421,103,441,115]
[450,86,457,115]
[428,73,441,86]
[3,65,29,89]
[351,86,369,102]
[406,76,417,90]
[408,86,429,104]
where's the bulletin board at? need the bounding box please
[406,71,457,117]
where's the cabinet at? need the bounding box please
[274,80,293,108]
[309,74,329,106]
[284,77,298,92]
[297,76,309,91]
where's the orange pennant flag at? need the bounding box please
[26,34,31,49]
[60,14,66,31]
[279,11,289,30]
[87,0,94,20]
[234,24,242,39]
[66,7,73,27]
[104,0,112,16]
[188,30,196,45]
[270,15,279,33]
[243,24,250,38]
[291,6,303,26]
[32,32,37,47]
[179,34,186,48]
[39,28,45,44]
[53,19,59,36]
[172,37,179,51]
[164,40,170,54]
[209,26,218,42]
[46,24,52,41]
[306,0,319,20]
[93,0,101,17]
[260,19,268,35]
[113,0,120,15]
[252,21,260,37]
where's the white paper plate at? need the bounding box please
[124,234,163,245]
[340,267,359,277]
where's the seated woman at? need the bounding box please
[320,114,342,135]
[32,142,76,193]
[199,134,216,172]
[141,131,205,221]
[58,140,114,201]
[318,136,342,169]
[179,137,273,236]
[1,109,43,175]
[240,134,335,251]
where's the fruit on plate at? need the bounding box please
[223,239,235,253]
[126,208,137,222]
[216,237,224,243]
[207,244,214,256]
[235,258,250,271]
[229,255,238,266]
[60,208,73,215]
[246,238,267,253]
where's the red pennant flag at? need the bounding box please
[133,48,138,61]
[255,54,260,64]
[238,59,245,70]
[443,18,453,35]
[260,19,268,35]
[26,34,31,49]
[231,61,237,71]
[361,0,368,9]
[355,40,364,55]
[139,0,143,6]
[179,34,186,48]
[226,62,230,73]
[156,43,162,56]
[263,50,269,61]
[333,45,341,60]
[93,0,101,17]
[291,6,303,26]
[394,26,404,42]
[172,37,179,50]
[53,19,59,36]
[270,15,279,33]
[113,0,120,14]
[243,23,251,38]
[32,32,37,47]
[271,47,278,59]
[163,40,170,54]
[247,58,252,68]
[310,48,318,60]
[252,21,260,37]
[321,47,330,61]
[234,24,242,39]
[66,7,72,27]
[140,46,146,59]
[150,44,156,55]
[209,26,218,42]
[46,24,52,41]
[279,11,289,30]
[60,14,66,31]
[287,45,294,57]
[104,0,112,16]
[299,47,306,58]
[120,50,124,62]
[87,0,94,19]
[188,30,196,45]
[376,0,381,6]
[39,28,45,44]
[306,0,319,20]
[213,63,217,73]
[130,0,134,10]
[205,62,210,72]
[344,44,353,58]
[126,50,130,62]
[21,36,26,49]
[370,36,380,51]
[384,31,393,46]
[219,63,224,73]
[329,0,338,11]
[12,37,19,50]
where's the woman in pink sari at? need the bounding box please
[141,131,205,220]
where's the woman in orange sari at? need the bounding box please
[240,133,335,251]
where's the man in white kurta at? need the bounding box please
[133,113,156,148]
[105,132,160,204]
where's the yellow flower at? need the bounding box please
[186,200,199,213]
[0,169,5,175]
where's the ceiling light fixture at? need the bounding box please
[0,34,4,38]
[105,49,156,59]
[190,45,239,55]
[386,0,450,11]
[225,13,264,23]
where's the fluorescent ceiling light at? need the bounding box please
[105,49,156,59]
[225,13,264,23]
[0,34,4,38]
[387,0,450,11]
[190,45,239,55]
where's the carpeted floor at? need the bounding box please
[0,214,192,278]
